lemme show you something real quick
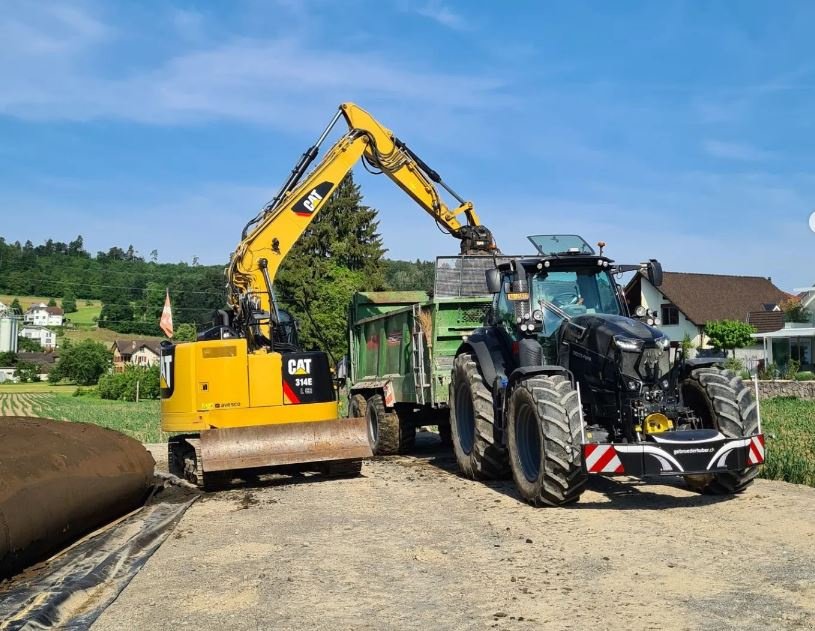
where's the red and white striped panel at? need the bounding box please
[747,435,765,465]
[583,444,624,474]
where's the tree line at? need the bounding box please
[1,173,439,356]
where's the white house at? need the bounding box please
[20,325,58,350]
[626,271,790,366]
[23,303,64,326]
[111,340,161,372]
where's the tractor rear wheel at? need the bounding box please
[449,353,509,479]
[680,367,760,494]
[365,394,414,455]
[507,375,587,506]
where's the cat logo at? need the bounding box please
[287,358,312,375]
[292,181,333,216]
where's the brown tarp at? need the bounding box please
[0,417,155,578]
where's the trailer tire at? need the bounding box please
[507,375,587,506]
[681,367,760,494]
[449,353,509,479]
[365,394,413,455]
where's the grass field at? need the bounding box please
[0,392,163,442]
[0,383,78,393]
[760,397,815,487]
[0,294,102,321]
[62,327,163,345]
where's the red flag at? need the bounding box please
[160,289,173,338]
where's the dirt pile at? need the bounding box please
[0,417,155,578]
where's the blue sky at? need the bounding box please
[1,0,813,291]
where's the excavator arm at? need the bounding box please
[226,103,496,337]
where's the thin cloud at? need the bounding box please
[703,139,773,161]
[413,2,470,31]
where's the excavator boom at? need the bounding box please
[161,102,495,485]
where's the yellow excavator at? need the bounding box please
[160,103,496,487]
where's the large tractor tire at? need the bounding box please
[506,374,587,506]
[681,367,760,494]
[365,394,414,455]
[449,353,509,479]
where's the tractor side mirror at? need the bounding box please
[485,268,502,294]
[647,259,663,287]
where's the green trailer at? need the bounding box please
[346,256,501,454]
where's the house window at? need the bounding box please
[661,304,679,326]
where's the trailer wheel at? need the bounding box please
[681,367,760,494]
[507,375,587,506]
[449,353,509,479]
[365,394,413,455]
[349,393,371,444]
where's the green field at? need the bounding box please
[760,397,815,487]
[0,393,163,443]
[0,383,78,394]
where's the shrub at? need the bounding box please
[758,363,778,380]
[740,370,752,381]
[73,386,99,397]
[724,357,744,373]
[782,359,801,381]
[99,365,160,401]
[795,371,815,382]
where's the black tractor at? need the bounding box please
[449,235,764,506]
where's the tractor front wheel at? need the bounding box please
[507,375,587,506]
[680,367,760,494]
[449,353,509,479]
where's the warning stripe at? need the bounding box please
[747,435,765,465]
[583,444,624,474]
[282,380,301,405]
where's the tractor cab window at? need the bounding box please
[532,269,621,334]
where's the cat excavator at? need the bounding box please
[160,102,497,487]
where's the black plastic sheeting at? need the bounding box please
[0,478,198,630]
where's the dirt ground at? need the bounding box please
[93,432,815,631]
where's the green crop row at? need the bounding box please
[759,397,815,487]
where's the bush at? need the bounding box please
[795,371,815,382]
[740,370,752,381]
[99,365,160,401]
[724,357,744,373]
[14,361,40,382]
[782,359,801,381]
[758,363,778,380]
[73,385,99,397]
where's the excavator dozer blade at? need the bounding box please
[200,417,372,473]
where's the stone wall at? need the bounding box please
[756,380,815,400]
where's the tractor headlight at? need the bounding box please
[655,336,670,350]
[614,336,644,352]
[635,305,647,317]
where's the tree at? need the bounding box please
[0,351,17,367]
[9,298,22,314]
[780,296,812,324]
[277,172,386,359]
[62,290,77,313]
[14,361,40,383]
[51,339,111,385]
[704,320,757,358]
[17,336,42,352]
[47,297,57,307]
[174,323,197,342]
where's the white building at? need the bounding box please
[23,303,64,326]
[626,271,790,366]
[20,325,58,350]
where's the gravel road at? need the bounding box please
[93,432,815,631]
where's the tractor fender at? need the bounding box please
[508,365,573,389]
[680,357,724,380]
[455,328,511,388]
